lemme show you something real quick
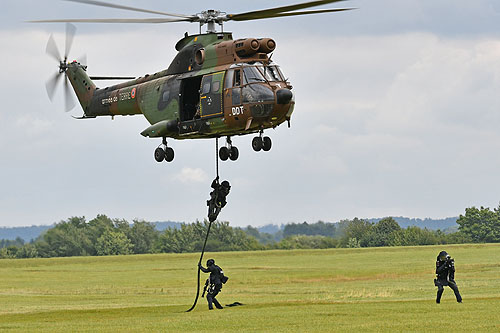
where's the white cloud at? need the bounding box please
[172,167,209,184]
[15,114,54,137]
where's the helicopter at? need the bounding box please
[32,0,354,163]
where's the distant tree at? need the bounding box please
[157,220,262,253]
[157,224,197,253]
[243,226,276,245]
[96,230,133,256]
[372,217,401,246]
[339,218,373,247]
[275,235,338,250]
[347,237,361,248]
[389,226,437,246]
[457,205,500,243]
[0,237,24,249]
[244,225,260,238]
[15,243,39,258]
[442,231,471,244]
[86,215,114,244]
[283,221,337,238]
[127,220,159,254]
[0,246,19,258]
[36,216,93,257]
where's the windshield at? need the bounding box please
[242,84,275,103]
[258,65,282,82]
[242,66,266,84]
[241,64,286,83]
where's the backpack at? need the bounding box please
[219,267,229,284]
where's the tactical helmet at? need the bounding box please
[221,180,230,189]
[207,259,215,266]
[438,251,448,261]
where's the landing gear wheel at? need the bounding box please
[262,137,272,151]
[252,137,263,151]
[229,146,239,161]
[154,148,165,162]
[220,136,239,161]
[165,147,175,162]
[219,147,230,161]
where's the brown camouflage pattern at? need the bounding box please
[66,32,295,140]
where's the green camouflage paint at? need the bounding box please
[69,32,295,141]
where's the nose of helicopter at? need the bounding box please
[276,88,293,105]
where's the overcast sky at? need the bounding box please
[1,0,500,228]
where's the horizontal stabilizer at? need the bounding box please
[72,115,97,119]
[90,76,136,80]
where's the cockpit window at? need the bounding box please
[275,66,286,81]
[259,65,282,82]
[234,69,241,86]
[242,66,266,84]
[225,69,234,89]
[242,84,274,103]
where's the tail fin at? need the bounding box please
[66,61,97,114]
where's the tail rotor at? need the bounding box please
[45,23,77,112]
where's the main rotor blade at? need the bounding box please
[64,76,76,112]
[46,34,61,62]
[90,76,136,80]
[227,0,347,21]
[232,8,355,22]
[30,18,191,24]
[65,23,76,59]
[65,0,195,19]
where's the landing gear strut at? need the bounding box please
[252,131,272,152]
[219,136,239,161]
[155,137,175,163]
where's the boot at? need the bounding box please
[213,298,223,309]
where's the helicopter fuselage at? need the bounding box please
[67,32,295,142]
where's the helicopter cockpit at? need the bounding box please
[226,62,289,99]
[228,62,287,85]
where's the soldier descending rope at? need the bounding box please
[207,177,231,222]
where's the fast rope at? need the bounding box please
[186,137,220,312]
[185,219,213,312]
[215,136,219,179]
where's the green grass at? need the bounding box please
[1,244,499,332]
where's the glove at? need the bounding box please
[198,263,202,268]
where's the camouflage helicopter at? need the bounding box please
[32,0,353,163]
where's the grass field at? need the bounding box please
[0,244,499,332]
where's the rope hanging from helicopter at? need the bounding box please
[185,214,214,312]
[186,137,220,312]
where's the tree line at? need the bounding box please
[1,204,499,259]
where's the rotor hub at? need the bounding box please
[59,58,68,74]
[197,9,227,33]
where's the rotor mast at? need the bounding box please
[198,10,226,34]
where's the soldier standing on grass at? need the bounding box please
[434,250,462,304]
[199,259,228,310]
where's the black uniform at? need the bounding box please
[435,252,462,303]
[199,260,225,310]
[207,178,230,222]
